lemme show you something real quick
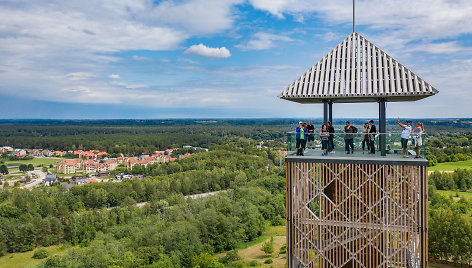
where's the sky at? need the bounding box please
[1,0,472,119]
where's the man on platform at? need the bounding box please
[369,120,377,154]
[306,121,315,149]
[327,121,335,153]
[344,121,356,154]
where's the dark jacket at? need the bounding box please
[369,124,377,139]
[344,126,355,140]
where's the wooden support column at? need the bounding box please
[379,98,387,156]
[328,101,333,123]
[323,100,328,126]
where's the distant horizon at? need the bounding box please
[0,117,470,121]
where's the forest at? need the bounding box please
[1,119,472,267]
[0,146,286,267]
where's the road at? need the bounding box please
[21,170,46,189]
[110,190,224,210]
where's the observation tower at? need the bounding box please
[281,2,438,268]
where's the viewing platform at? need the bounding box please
[287,132,426,159]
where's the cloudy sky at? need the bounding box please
[1,0,471,119]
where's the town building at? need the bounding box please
[13,149,27,157]
[43,174,58,186]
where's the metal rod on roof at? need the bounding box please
[353,0,355,32]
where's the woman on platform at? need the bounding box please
[320,124,329,156]
[412,122,424,158]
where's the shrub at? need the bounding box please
[279,243,287,254]
[248,260,259,266]
[261,240,274,255]
[264,258,273,264]
[32,248,49,259]
[219,250,241,264]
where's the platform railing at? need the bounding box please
[287,131,426,158]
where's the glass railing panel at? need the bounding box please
[287,131,426,159]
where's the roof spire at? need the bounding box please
[353,0,355,32]
[278,32,438,103]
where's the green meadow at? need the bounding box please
[0,245,64,268]
[429,160,472,171]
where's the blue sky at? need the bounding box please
[1,0,471,119]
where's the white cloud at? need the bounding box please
[0,0,241,105]
[248,0,472,47]
[111,81,148,89]
[237,32,294,50]
[66,72,95,81]
[248,0,294,18]
[316,32,343,42]
[408,41,469,54]
[132,55,151,61]
[108,74,120,79]
[184,44,231,58]
[139,0,243,34]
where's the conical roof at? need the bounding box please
[279,32,438,103]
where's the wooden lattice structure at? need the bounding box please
[286,156,428,268]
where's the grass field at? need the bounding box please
[217,225,286,267]
[236,225,286,250]
[429,160,472,171]
[5,157,62,167]
[0,245,64,268]
[4,157,62,173]
[437,190,472,201]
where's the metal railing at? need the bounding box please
[287,131,426,158]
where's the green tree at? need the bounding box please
[261,238,274,255]
[150,254,180,268]
[19,164,27,172]
[191,253,224,268]
[0,164,8,174]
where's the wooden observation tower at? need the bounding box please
[280,2,438,268]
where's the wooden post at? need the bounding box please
[323,100,328,126]
[328,101,333,123]
[379,98,386,156]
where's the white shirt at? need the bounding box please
[401,125,412,139]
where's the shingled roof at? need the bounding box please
[279,32,438,103]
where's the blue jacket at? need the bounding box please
[296,127,306,140]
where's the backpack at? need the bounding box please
[351,126,358,133]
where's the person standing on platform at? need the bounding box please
[412,122,424,158]
[362,123,370,154]
[397,119,412,158]
[327,121,335,153]
[344,121,355,154]
[369,120,377,154]
[306,121,315,149]
[295,121,306,156]
[320,124,329,156]
[302,122,308,152]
